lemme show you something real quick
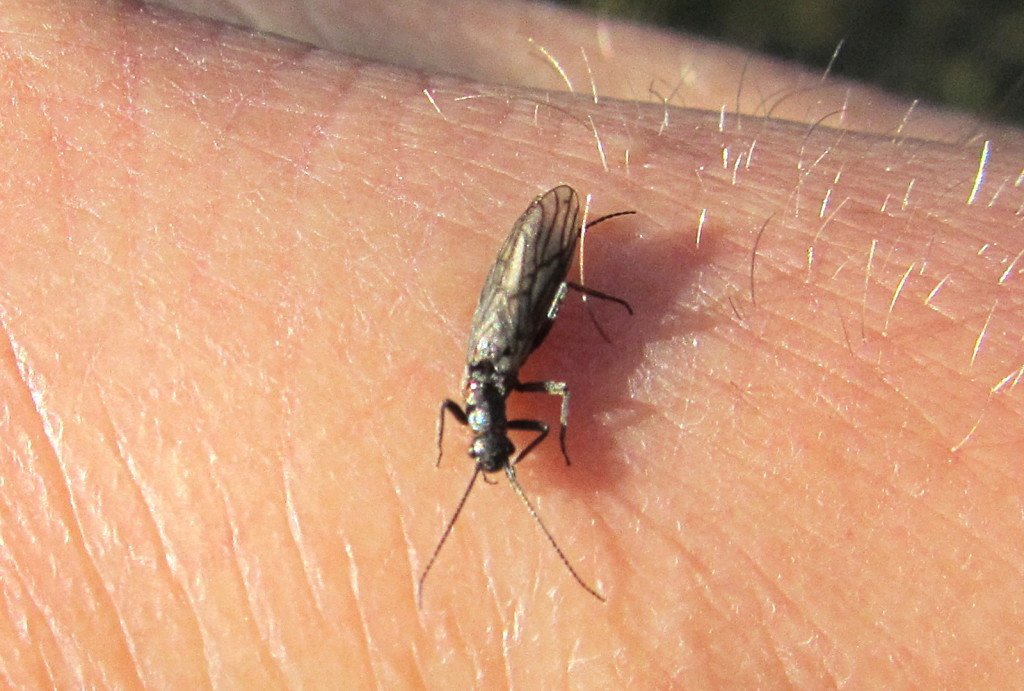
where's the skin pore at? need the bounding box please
[1,0,1022,686]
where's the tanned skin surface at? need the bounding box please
[1,1,1022,686]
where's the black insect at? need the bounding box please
[418,185,634,606]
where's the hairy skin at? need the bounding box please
[1,0,1022,687]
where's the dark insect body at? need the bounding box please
[418,185,634,606]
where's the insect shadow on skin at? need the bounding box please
[418,185,635,607]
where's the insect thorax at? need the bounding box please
[464,367,515,473]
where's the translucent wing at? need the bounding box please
[465,186,581,377]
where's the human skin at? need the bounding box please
[1,0,1022,687]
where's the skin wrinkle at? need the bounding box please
[81,400,150,687]
[203,444,288,687]
[341,539,383,689]
[778,587,848,684]
[726,548,818,684]
[0,541,61,685]
[380,445,419,603]
[756,322,954,450]
[717,368,939,509]
[492,570,516,688]
[832,441,961,558]
[376,468,432,690]
[102,395,216,690]
[602,492,696,614]
[3,483,83,682]
[951,401,1022,491]
[0,320,140,686]
[932,456,1024,570]
[279,453,331,626]
[881,358,979,444]
[450,531,500,680]
[684,524,765,642]
[273,447,350,681]
[716,522,869,683]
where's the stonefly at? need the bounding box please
[418,185,634,606]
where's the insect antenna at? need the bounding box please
[504,467,606,602]
[418,467,482,607]
[586,210,638,228]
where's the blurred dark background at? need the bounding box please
[562,0,1024,126]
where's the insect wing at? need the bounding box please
[466,186,581,372]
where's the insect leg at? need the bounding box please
[564,281,633,314]
[576,204,636,341]
[546,281,570,321]
[507,418,549,465]
[562,281,633,344]
[545,281,632,346]
[514,380,571,465]
[504,464,606,602]
[437,399,468,467]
